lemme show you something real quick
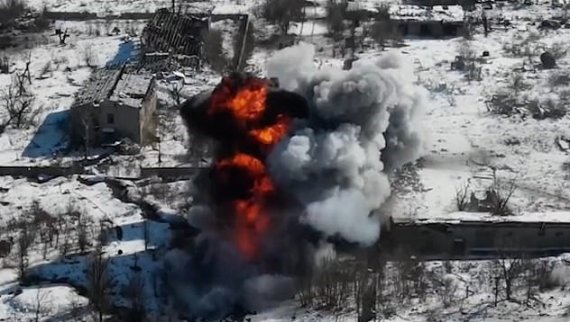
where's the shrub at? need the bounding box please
[487,170,516,216]
[545,41,568,60]
[548,71,570,88]
[455,183,470,211]
[486,93,519,116]
[262,0,304,35]
[527,98,567,120]
[0,0,26,25]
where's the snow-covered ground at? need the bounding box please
[3,0,570,320]
[26,0,264,15]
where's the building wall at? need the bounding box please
[385,222,570,259]
[139,80,158,146]
[71,100,141,146]
[394,20,464,38]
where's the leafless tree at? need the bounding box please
[0,0,25,25]
[143,220,150,251]
[262,0,304,36]
[80,112,92,159]
[0,76,39,131]
[16,224,35,280]
[58,28,70,45]
[393,254,428,302]
[124,271,146,322]
[326,0,346,42]
[82,44,97,68]
[76,213,89,253]
[87,243,111,322]
[488,169,516,216]
[456,182,470,211]
[0,55,10,74]
[168,82,183,105]
[491,247,528,302]
[33,287,50,322]
[86,21,95,36]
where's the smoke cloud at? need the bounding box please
[170,42,427,320]
[267,42,426,246]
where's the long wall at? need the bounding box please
[382,221,570,259]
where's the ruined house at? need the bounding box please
[141,8,210,68]
[70,67,157,147]
[390,4,466,38]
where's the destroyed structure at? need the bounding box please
[70,67,157,147]
[390,4,467,37]
[141,8,210,69]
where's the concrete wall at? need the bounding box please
[395,20,464,38]
[70,81,157,146]
[139,167,202,179]
[139,80,158,146]
[0,166,85,177]
[384,221,570,259]
[71,100,141,146]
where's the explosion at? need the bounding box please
[169,43,427,320]
[185,73,308,260]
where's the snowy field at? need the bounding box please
[26,0,264,15]
[2,0,570,321]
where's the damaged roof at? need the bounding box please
[73,68,154,108]
[110,73,154,108]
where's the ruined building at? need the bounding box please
[70,67,157,147]
[141,8,210,68]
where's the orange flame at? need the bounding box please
[209,76,291,260]
[209,76,268,124]
[249,116,292,146]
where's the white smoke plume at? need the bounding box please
[267,43,427,246]
[171,43,427,320]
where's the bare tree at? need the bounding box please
[0,76,39,131]
[168,82,183,106]
[455,182,470,211]
[262,0,304,36]
[326,0,346,42]
[0,0,26,25]
[58,28,70,45]
[33,287,50,322]
[16,223,35,280]
[87,243,111,322]
[79,112,92,159]
[143,220,150,251]
[0,55,10,74]
[124,271,146,322]
[82,44,97,68]
[76,213,89,253]
[488,169,516,216]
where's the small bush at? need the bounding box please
[487,170,516,216]
[486,93,519,116]
[371,20,400,50]
[548,71,570,88]
[0,0,26,25]
[545,41,568,60]
[527,98,567,120]
[503,33,541,57]
[262,0,304,35]
[374,3,391,21]
[456,183,470,211]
